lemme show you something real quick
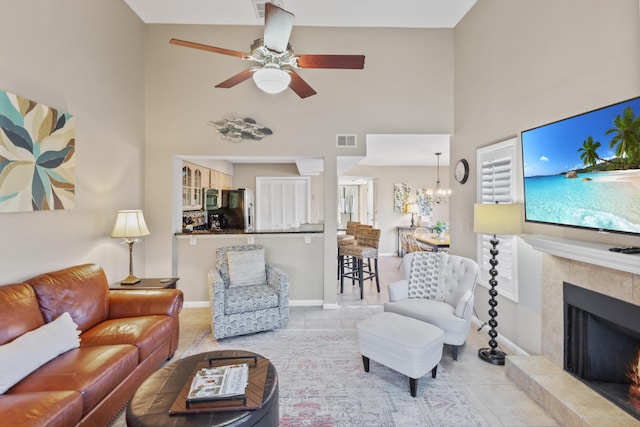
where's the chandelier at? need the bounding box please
[427,152,451,204]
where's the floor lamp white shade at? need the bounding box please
[474,203,522,235]
[111,210,150,284]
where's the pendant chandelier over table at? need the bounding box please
[427,152,451,204]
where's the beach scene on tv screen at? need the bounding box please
[522,96,640,234]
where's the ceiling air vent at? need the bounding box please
[253,0,284,18]
[336,134,357,148]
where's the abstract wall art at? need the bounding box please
[0,90,75,212]
[393,182,410,212]
[416,187,433,218]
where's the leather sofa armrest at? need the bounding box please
[107,289,184,319]
[108,289,184,358]
[387,280,409,302]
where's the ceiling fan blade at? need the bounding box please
[296,54,366,69]
[288,71,317,99]
[215,69,254,88]
[169,38,248,59]
[263,3,294,53]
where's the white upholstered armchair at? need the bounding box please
[384,252,479,360]
[208,245,289,340]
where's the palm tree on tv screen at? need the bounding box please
[578,106,640,169]
[605,106,640,167]
[578,136,602,167]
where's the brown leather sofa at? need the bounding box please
[0,264,184,427]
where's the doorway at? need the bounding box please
[338,177,376,229]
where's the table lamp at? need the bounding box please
[407,203,419,227]
[473,202,522,365]
[111,210,150,285]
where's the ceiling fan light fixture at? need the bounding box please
[252,68,291,94]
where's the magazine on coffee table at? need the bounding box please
[187,363,249,402]
[169,355,269,414]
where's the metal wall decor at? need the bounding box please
[209,116,272,143]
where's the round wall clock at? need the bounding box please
[454,159,469,184]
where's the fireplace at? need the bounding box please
[564,282,640,420]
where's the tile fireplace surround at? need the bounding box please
[507,235,640,426]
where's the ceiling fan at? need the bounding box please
[169,2,365,99]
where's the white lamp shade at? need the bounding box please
[252,68,291,94]
[111,210,150,238]
[407,203,419,213]
[474,203,522,235]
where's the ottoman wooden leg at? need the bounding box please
[362,355,370,372]
[409,377,418,397]
[432,365,438,378]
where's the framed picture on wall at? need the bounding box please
[0,90,76,212]
[416,188,433,218]
[393,183,410,212]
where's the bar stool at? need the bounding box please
[337,221,359,279]
[339,227,381,299]
[340,224,373,280]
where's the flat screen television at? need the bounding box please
[521,96,640,236]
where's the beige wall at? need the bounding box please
[0,0,145,284]
[452,0,640,353]
[143,24,455,305]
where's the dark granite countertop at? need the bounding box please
[176,224,324,236]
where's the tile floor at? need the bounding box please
[112,255,560,426]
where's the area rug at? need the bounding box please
[182,329,489,427]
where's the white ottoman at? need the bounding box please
[357,312,445,397]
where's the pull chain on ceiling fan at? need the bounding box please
[169,3,365,98]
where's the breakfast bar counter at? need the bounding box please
[174,228,324,304]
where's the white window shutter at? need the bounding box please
[476,138,519,302]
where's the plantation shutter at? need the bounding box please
[476,138,519,302]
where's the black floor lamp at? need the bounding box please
[473,202,522,365]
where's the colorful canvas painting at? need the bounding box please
[0,90,75,212]
[416,188,433,217]
[393,182,410,212]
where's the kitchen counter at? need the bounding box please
[176,224,324,235]
[174,228,324,303]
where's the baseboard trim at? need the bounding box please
[184,300,325,308]
[290,300,324,307]
[471,316,529,356]
[183,301,209,308]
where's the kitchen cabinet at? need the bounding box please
[182,162,206,209]
[210,170,232,190]
[182,161,232,210]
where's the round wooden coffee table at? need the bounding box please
[126,350,279,427]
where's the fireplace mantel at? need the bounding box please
[521,234,640,275]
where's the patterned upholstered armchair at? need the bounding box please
[208,245,289,340]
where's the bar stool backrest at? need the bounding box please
[346,221,360,236]
[357,228,381,249]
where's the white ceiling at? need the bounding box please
[123,0,477,28]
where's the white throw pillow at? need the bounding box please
[0,312,80,394]
[407,252,448,301]
[227,249,267,288]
